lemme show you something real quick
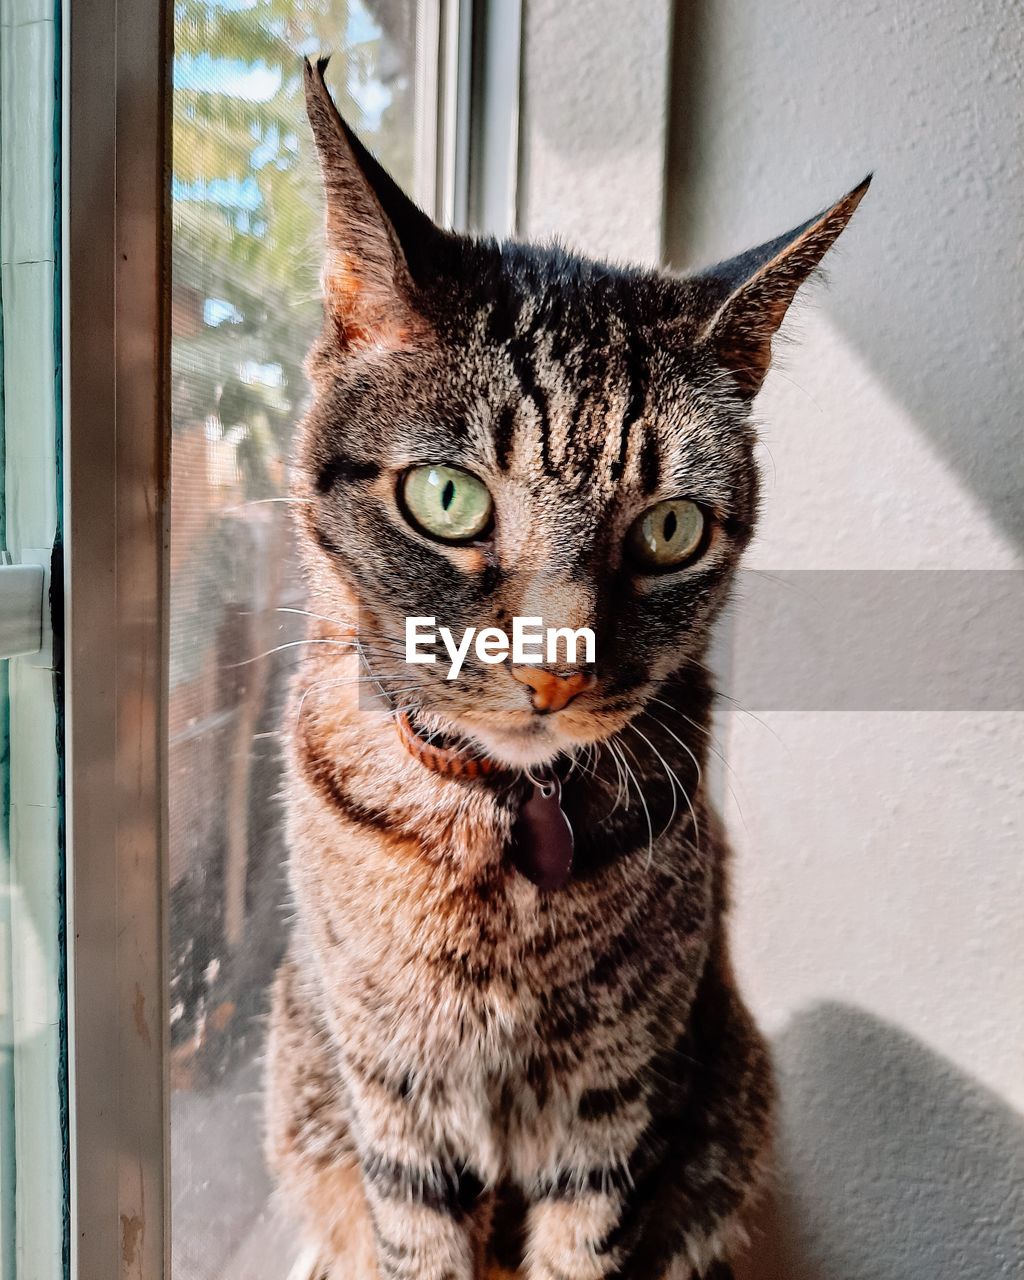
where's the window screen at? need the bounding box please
[170,5,434,1272]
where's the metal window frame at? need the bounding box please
[467,0,523,237]
[61,0,520,1272]
[437,0,474,230]
[417,0,474,230]
[425,0,523,237]
[64,0,170,1274]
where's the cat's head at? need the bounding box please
[297,57,867,770]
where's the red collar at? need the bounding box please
[395,711,575,891]
[395,710,503,780]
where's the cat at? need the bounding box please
[265,54,868,1280]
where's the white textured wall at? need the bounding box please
[521,1,1024,1275]
[662,3,1024,1276]
[518,0,673,264]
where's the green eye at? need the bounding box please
[400,465,494,542]
[627,499,707,570]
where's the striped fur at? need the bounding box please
[265,56,868,1279]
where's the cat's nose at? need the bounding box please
[511,667,596,714]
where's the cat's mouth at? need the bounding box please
[404,701,635,771]
[466,717,565,769]
[400,706,561,770]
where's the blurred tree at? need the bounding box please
[169,0,421,1028]
[171,0,417,450]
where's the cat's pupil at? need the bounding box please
[441,479,456,511]
[663,510,678,542]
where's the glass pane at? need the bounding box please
[169,4,433,1273]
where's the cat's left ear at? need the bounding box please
[698,176,871,399]
[303,55,444,349]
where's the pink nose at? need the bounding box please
[511,667,595,713]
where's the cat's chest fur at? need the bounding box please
[289,706,709,1111]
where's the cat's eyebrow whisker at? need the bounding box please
[759,363,824,416]
[758,438,779,491]
[699,365,769,397]
[698,362,821,416]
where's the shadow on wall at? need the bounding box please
[735,1003,1024,1280]
[665,0,1024,553]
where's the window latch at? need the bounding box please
[0,550,53,666]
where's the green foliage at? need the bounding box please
[171,0,416,463]
[169,0,420,694]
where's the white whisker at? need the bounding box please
[643,704,746,825]
[627,721,680,839]
[605,737,630,818]
[275,605,408,648]
[630,720,701,851]
[616,740,654,869]
[229,636,364,667]
[294,677,429,727]
[275,604,359,629]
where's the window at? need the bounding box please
[168,3,469,1272]
[1,0,519,1269]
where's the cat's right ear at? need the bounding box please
[304,56,440,350]
[695,176,870,399]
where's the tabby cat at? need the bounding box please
[265,55,868,1280]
